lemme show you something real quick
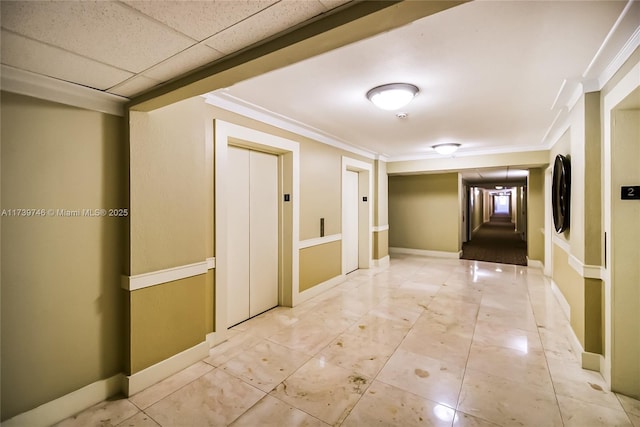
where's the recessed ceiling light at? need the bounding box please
[366,83,419,111]
[432,143,461,155]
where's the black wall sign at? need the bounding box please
[621,186,640,200]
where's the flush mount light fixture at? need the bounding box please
[366,83,419,111]
[432,143,461,155]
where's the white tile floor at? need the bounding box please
[57,255,640,426]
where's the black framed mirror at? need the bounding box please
[552,154,571,233]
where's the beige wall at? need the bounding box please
[127,97,210,374]
[388,173,460,253]
[375,160,389,227]
[129,97,207,275]
[527,168,545,262]
[553,243,585,346]
[129,275,206,373]
[471,187,484,234]
[299,241,342,291]
[583,92,602,265]
[1,92,126,420]
[374,229,389,260]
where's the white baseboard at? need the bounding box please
[372,255,390,268]
[295,274,345,305]
[527,258,544,269]
[123,341,209,396]
[1,373,124,427]
[582,352,604,372]
[550,279,588,364]
[550,279,572,321]
[389,247,461,259]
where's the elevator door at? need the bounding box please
[344,170,359,273]
[227,146,279,327]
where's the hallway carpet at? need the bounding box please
[55,256,639,426]
[462,216,527,266]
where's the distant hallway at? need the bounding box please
[462,215,527,265]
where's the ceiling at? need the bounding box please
[2,0,639,187]
[0,0,351,97]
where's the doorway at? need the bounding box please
[605,85,640,396]
[344,170,359,273]
[227,146,279,327]
[213,120,299,347]
[341,157,373,274]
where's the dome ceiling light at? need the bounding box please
[432,143,461,155]
[366,83,419,111]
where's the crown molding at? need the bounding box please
[1,65,127,116]
[588,0,640,91]
[204,91,378,160]
[597,23,640,91]
[386,144,549,163]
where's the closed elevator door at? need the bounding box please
[227,146,279,327]
[344,170,359,273]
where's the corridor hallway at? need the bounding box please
[57,256,639,426]
[462,215,528,266]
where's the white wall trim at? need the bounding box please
[568,254,604,280]
[372,224,389,232]
[123,341,209,396]
[527,258,544,270]
[121,261,208,291]
[296,274,346,305]
[550,279,572,325]
[389,247,462,259]
[206,257,216,269]
[0,64,127,116]
[298,234,341,249]
[372,255,390,268]
[204,92,377,160]
[1,373,124,427]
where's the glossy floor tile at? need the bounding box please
[56,255,640,426]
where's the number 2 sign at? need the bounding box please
[621,186,640,200]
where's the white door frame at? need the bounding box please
[213,120,299,346]
[602,60,640,390]
[544,166,553,277]
[341,157,373,273]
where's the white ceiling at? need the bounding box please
[2,0,639,186]
[217,0,638,161]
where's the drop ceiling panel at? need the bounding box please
[108,75,161,98]
[122,0,278,42]
[143,44,225,83]
[203,0,330,55]
[1,1,194,73]
[1,30,133,90]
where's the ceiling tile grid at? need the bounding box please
[202,0,331,55]
[121,0,279,42]
[0,29,134,91]
[1,1,195,73]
